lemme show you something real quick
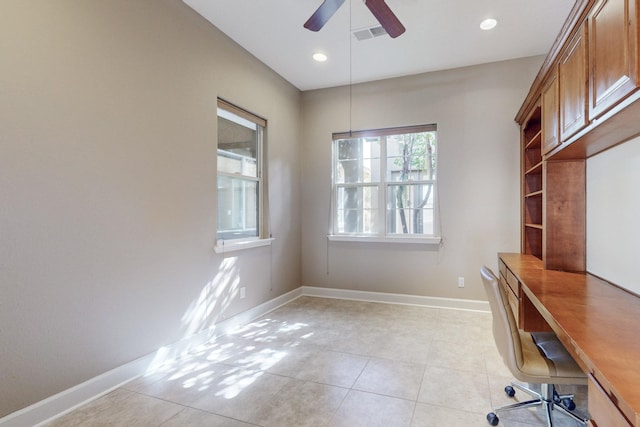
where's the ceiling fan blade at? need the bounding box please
[364,0,406,38]
[304,0,346,32]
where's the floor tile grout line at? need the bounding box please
[45,297,571,427]
[349,356,372,390]
[414,400,488,416]
[128,387,264,427]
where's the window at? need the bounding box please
[331,124,438,241]
[217,99,266,243]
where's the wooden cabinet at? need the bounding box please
[589,0,639,119]
[517,0,640,271]
[498,258,521,325]
[498,257,549,332]
[589,375,633,427]
[521,105,543,259]
[520,101,586,271]
[560,23,589,141]
[543,160,586,272]
[542,69,560,154]
[512,1,640,425]
[517,0,640,161]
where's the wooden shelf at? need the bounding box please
[521,105,543,258]
[525,130,543,149]
[525,161,543,175]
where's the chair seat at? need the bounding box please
[516,330,586,385]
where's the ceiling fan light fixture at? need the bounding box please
[304,0,405,38]
[480,18,498,30]
[313,52,328,62]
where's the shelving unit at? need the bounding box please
[521,105,543,259]
[510,0,640,425]
[520,101,585,270]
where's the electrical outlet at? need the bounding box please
[240,287,246,299]
[458,277,465,288]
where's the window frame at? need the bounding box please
[215,99,272,252]
[330,124,440,245]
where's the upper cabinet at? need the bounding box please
[560,24,589,141]
[515,0,640,272]
[588,0,639,119]
[542,68,560,154]
[517,0,640,161]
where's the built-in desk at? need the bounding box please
[499,253,640,427]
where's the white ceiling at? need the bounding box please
[184,0,575,91]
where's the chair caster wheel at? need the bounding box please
[504,385,515,397]
[487,412,499,426]
[562,398,576,410]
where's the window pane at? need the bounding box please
[386,184,434,235]
[332,124,437,238]
[217,101,264,243]
[217,175,258,240]
[336,138,380,183]
[218,149,257,176]
[217,115,258,177]
[336,186,378,233]
[385,132,436,182]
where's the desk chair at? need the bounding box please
[480,266,588,426]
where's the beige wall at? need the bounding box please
[0,0,301,417]
[300,57,543,301]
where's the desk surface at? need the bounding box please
[499,253,640,426]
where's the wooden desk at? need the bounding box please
[499,253,640,427]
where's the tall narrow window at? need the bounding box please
[217,99,266,242]
[332,124,438,241]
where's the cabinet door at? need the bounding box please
[560,24,589,141]
[588,375,633,427]
[542,70,559,154]
[589,0,639,119]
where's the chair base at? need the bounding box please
[487,382,588,427]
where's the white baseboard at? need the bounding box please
[216,287,304,335]
[0,355,154,427]
[301,286,490,312]
[1,285,484,426]
[1,287,303,427]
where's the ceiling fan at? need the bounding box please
[304,0,406,38]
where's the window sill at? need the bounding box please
[327,235,442,245]
[214,238,274,254]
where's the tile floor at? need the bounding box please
[43,296,589,427]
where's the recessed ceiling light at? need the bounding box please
[480,18,497,30]
[313,52,328,62]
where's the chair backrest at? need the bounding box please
[480,266,524,374]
